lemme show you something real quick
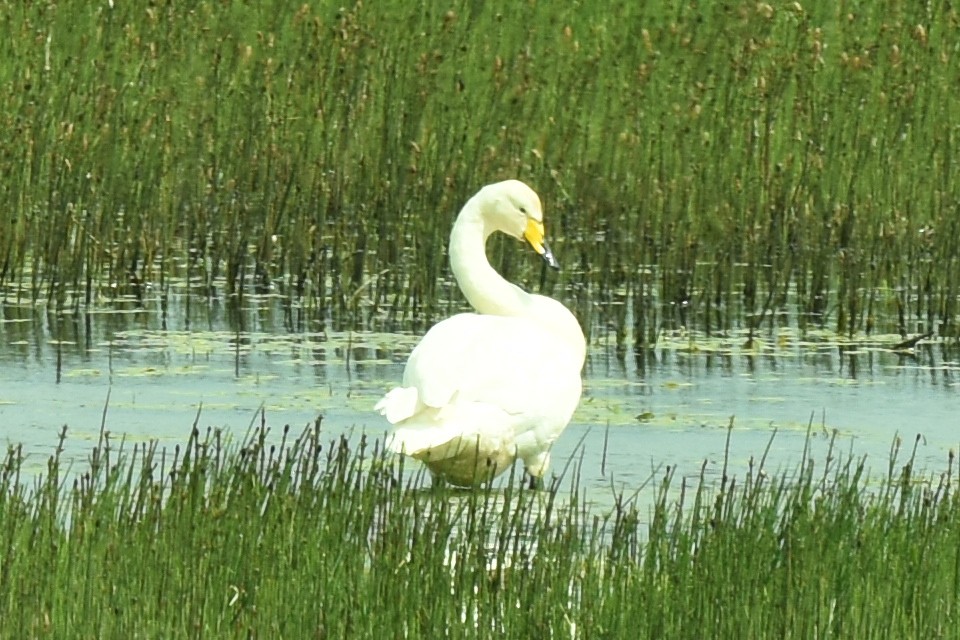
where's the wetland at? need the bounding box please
[2,1,960,636]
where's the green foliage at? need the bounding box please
[1,420,959,638]
[1,1,958,342]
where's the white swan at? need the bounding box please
[375,180,585,487]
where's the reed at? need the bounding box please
[1,1,958,345]
[0,417,958,637]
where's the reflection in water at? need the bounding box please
[0,293,958,513]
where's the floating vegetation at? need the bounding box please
[1,2,958,348]
[0,419,957,637]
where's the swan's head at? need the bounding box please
[480,180,560,269]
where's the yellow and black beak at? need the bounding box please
[524,219,560,270]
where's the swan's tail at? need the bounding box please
[377,388,465,455]
[383,402,513,456]
[374,386,420,424]
[385,425,458,457]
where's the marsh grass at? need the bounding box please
[2,1,959,344]
[1,417,959,638]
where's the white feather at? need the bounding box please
[375,180,585,486]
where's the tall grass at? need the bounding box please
[1,1,958,344]
[1,418,958,637]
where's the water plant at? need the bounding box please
[1,1,958,347]
[0,417,958,637]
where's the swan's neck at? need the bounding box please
[449,193,587,367]
[449,199,527,317]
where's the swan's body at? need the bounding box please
[376,180,585,487]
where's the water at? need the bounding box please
[1,294,957,510]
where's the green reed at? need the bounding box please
[1,418,958,638]
[1,1,958,343]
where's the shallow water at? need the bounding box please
[1,295,957,512]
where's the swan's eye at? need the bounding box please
[519,207,527,214]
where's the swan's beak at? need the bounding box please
[524,220,561,270]
[539,242,561,270]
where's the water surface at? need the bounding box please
[1,296,957,509]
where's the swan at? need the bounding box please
[375,180,585,487]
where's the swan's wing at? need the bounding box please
[378,313,581,430]
[401,314,491,409]
[373,316,476,423]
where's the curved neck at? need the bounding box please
[449,193,587,368]
[449,197,528,317]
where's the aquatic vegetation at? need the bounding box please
[0,420,958,637]
[0,1,958,347]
